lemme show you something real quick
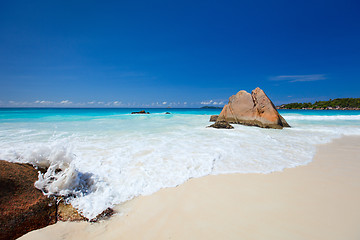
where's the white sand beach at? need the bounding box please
[19,136,360,240]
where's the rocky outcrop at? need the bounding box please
[208,121,234,129]
[57,200,87,222]
[57,200,113,222]
[131,110,150,114]
[209,115,218,122]
[90,208,114,222]
[216,87,290,129]
[0,160,57,240]
[0,160,116,240]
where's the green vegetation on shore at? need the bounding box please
[278,98,360,110]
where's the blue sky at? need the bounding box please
[0,0,359,107]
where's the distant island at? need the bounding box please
[200,106,223,109]
[277,98,360,110]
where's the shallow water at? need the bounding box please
[1,108,360,219]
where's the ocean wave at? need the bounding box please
[283,114,360,121]
[1,113,360,219]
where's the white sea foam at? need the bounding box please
[284,114,360,121]
[1,112,360,219]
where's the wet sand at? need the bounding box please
[20,136,360,240]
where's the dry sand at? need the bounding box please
[19,136,360,240]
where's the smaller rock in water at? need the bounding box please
[209,115,218,122]
[165,112,171,114]
[208,121,234,129]
[131,110,150,114]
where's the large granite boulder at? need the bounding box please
[216,87,290,129]
[0,160,57,240]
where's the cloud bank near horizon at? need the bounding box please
[0,99,226,108]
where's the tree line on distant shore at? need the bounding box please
[277,98,360,110]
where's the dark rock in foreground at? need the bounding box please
[165,112,171,114]
[209,115,218,122]
[217,87,290,129]
[0,160,116,240]
[131,110,150,114]
[0,160,56,240]
[208,121,234,129]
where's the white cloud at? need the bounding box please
[270,74,326,83]
[35,100,53,104]
[6,101,31,106]
[1,99,224,108]
[200,99,225,105]
[201,100,214,105]
[60,100,72,104]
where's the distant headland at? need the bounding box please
[277,98,360,110]
[200,106,222,109]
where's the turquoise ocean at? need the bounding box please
[1,108,360,219]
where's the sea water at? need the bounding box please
[1,108,360,219]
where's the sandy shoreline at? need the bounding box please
[19,136,360,240]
